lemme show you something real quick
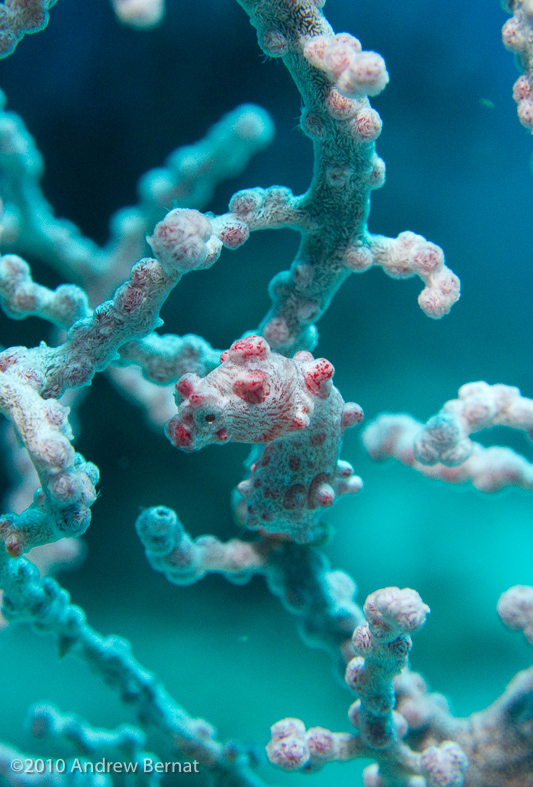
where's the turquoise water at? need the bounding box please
[0,1,532,785]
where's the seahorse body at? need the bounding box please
[166,335,363,543]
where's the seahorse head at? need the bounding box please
[165,335,333,452]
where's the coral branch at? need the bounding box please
[0,0,56,59]
[231,0,459,355]
[0,369,98,553]
[0,208,222,401]
[0,208,232,553]
[364,382,533,492]
[266,584,533,785]
[111,0,165,29]
[0,94,272,299]
[117,332,221,386]
[136,505,363,672]
[29,703,161,781]
[267,587,468,786]
[346,587,430,753]
[0,552,266,787]
[0,253,90,328]
[503,0,533,132]
[498,584,533,643]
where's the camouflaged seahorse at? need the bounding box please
[166,335,363,543]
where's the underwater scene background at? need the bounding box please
[0,0,532,784]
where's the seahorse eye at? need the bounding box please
[205,414,216,423]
